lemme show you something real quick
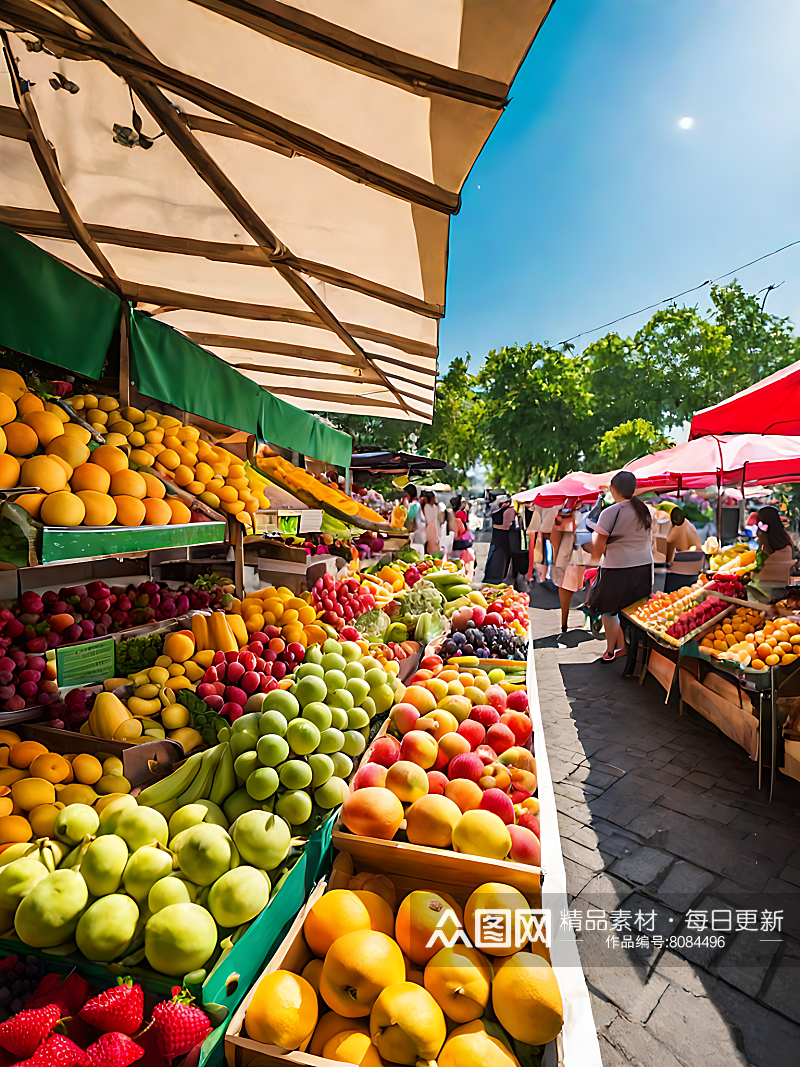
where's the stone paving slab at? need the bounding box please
[530,586,800,1066]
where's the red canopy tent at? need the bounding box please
[625,434,800,491]
[690,361,800,438]
[513,472,611,509]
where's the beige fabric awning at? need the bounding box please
[0,0,552,421]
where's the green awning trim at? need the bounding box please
[130,311,351,466]
[0,224,120,379]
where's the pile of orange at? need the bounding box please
[700,606,800,669]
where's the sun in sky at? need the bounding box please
[678,117,694,129]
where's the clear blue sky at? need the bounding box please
[439,0,800,370]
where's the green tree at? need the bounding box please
[417,356,484,484]
[596,419,673,470]
[477,344,594,487]
[587,282,800,433]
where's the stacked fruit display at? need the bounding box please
[0,732,133,845]
[628,576,728,640]
[227,585,327,644]
[0,652,58,714]
[699,607,799,670]
[243,876,563,1062]
[0,976,215,1065]
[3,579,226,659]
[662,595,728,641]
[256,452,384,524]
[340,668,541,866]
[0,796,289,979]
[310,573,376,630]
[439,603,528,661]
[137,637,399,832]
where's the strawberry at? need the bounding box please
[152,987,212,1059]
[14,1033,89,1066]
[79,980,143,1037]
[27,972,92,1016]
[0,1004,61,1057]
[86,1033,144,1067]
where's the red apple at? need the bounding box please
[393,703,421,735]
[426,770,450,795]
[486,722,516,755]
[508,824,541,864]
[448,752,485,784]
[507,690,529,713]
[475,744,498,766]
[400,730,438,770]
[353,763,387,789]
[500,711,532,746]
[457,720,485,750]
[484,685,508,713]
[515,808,541,837]
[479,787,515,825]
[368,735,401,768]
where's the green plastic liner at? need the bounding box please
[130,310,352,466]
[0,224,121,378]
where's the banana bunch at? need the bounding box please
[136,742,236,820]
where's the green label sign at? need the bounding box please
[56,638,116,688]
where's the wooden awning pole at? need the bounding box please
[119,301,131,409]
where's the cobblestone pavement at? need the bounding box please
[529,582,800,1067]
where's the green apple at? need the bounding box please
[329,706,348,731]
[286,718,321,755]
[234,751,259,780]
[330,752,353,779]
[321,652,347,673]
[308,753,334,787]
[344,661,366,681]
[279,760,313,790]
[371,684,395,715]
[364,667,388,689]
[292,675,328,708]
[262,690,300,720]
[231,712,262,735]
[303,701,332,731]
[256,734,289,768]
[304,645,323,665]
[317,728,345,754]
[246,767,279,801]
[342,730,366,758]
[295,663,325,680]
[347,706,370,730]
[360,695,376,718]
[259,710,287,737]
[324,669,347,694]
[329,689,354,712]
[275,790,313,826]
[345,678,370,706]
[316,776,349,809]
[340,641,362,663]
[322,638,343,656]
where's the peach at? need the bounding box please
[445,778,483,813]
[484,685,507,713]
[478,763,512,793]
[341,788,404,840]
[433,747,451,772]
[425,678,449,702]
[510,788,533,805]
[437,695,472,723]
[353,763,387,790]
[416,710,458,741]
[500,711,532,746]
[515,808,541,837]
[475,745,499,766]
[403,686,436,715]
[508,824,541,865]
[438,733,471,762]
[369,735,401,768]
[426,770,449,795]
[486,723,516,755]
[507,690,529,713]
[393,703,421,735]
[470,706,500,729]
[385,760,429,803]
[400,730,439,770]
[447,753,484,784]
[438,670,460,683]
[479,788,515,825]
[405,793,462,847]
[457,720,485,750]
[409,670,433,684]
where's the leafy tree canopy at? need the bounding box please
[596,419,673,470]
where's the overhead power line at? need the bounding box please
[559,238,800,346]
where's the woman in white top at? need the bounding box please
[421,491,440,555]
[589,471,653,662]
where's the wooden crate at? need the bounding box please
[679,671,758,759]
[225,855,550,1067]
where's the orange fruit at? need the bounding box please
[46,436,90,469]
[319,930,405,1018]
[19,455,66,493]
[4,422,38,457]
[158,449,180,470]
[77,491,116,526]
[22,410,64,446]
[491,952,563,1046]
[0,371,27,402]
[109,469,146,499]
[140,471,165,498]
[396,891,463,965]
[16,393,43,418]
[90,445,129,475]
[0,454,20,490]
[113,496,146,526]
[143,498,172,526]
[49,455,73,481]
[245,970,318,1050]
[172,464,194,487]
[40,491,86,527]
[303,890,374,958]
[0,394,16,426]
[166,498,191,524]
[9,740,48,769]
[15,493,47,520]
[71,463,111,494]
[29,753,70,784]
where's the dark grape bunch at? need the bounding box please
[440,624,527,661]
[0,955,48,1021]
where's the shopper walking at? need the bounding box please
[484,497,516,583]
[664,507,704,592]
[588,471,653,662]
[421,490,441,555]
